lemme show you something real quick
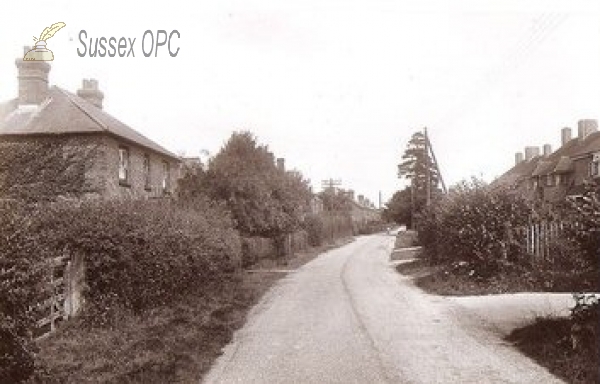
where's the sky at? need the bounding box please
[1,0,599,206]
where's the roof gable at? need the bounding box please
[0,86,179,160]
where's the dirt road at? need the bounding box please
[203,234,564,384]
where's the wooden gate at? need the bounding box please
[35,249,84,339]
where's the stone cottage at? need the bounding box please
[0,47,180,200]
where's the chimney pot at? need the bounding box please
[577,119,598,140]
[77,78,104,109]
[561,127,572,146]
[276,158,285,171]
[524,146,540,161]
[15,47,50,105]
[515,152,524,165]
[543,144,552,157]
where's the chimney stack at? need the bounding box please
[577,119,598,140]
[524,146,540,161]
[358,194,365,206]
[515,152,524,165]
[77,79,104,109]
[561,127,572,146]
[15,46,50,105]
[276,158,285,171]
[543,144,552,157]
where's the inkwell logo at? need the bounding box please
[23,22,66,61]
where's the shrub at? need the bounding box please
[561,184,600,268]
[417,178,530,277]
[34,198,241,318]
[0,201,49,383]
[304,214,325,247]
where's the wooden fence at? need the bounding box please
[521,220,563,261]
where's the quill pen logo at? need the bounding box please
[23,22,66,61]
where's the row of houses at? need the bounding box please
[0,47,381,224]
[493,119,600,203]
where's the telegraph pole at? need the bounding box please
[424,128,431,206]
[321,178,342,193]
[424,128,447,194]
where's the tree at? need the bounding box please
[197,131,312,239]
[319,188,353,213]
[383,187,413,226]
[397,131,441,213]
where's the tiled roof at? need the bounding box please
[0,86,179,160]
[492,156,542,187]
[532,160,554,177]
[573,131,600,158]
[554,156,574,174]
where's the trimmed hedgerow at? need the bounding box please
[1,197,241,382]
[0,201,49,383]
[417,178,530,277]
[36,198,242,318]
[303,214,325,247]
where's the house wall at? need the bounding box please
[0,133,180,200]
[0,134,106,199]
[98,135,180,199]
[572,156,591,187]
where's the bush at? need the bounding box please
[0,201,49,383]
[36,198,241,319]
[304,214,325,247]
[417,178,530,277]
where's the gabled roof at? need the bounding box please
[0,86,179,160]
[492,155,542,187]
[573,131,600,158]
[532,160,554,177]
[554,156,574,174]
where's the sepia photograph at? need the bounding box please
[0,0,598,383]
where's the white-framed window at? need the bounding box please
[590,153,600,178]
[118,147,130,185]
[545,175,554,187]
[162,161,170,193]
[143,153,151,190]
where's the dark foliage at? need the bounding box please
[0,139,98,203]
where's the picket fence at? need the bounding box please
[521,220,564,261]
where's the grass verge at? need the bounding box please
[34,238,352,383]
[506,317,599,384]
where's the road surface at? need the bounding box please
[203,234,564,384]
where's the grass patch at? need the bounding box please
[395,255,599,297]
[34,239,351,383]
[506,317,599,384]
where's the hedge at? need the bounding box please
[0,197,241,382]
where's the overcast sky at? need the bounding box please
[1,0,599,205]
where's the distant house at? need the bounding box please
[493,119,600,203]
[0,47,180,200]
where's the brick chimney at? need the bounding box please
[515,152,524,165]
[543,144,552,157]
[77,79,104,109]
[276,158,285,171]
[577,119,598,140]
[15,46,50,105]
[561,127,572,146]
[524,146,540,161]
